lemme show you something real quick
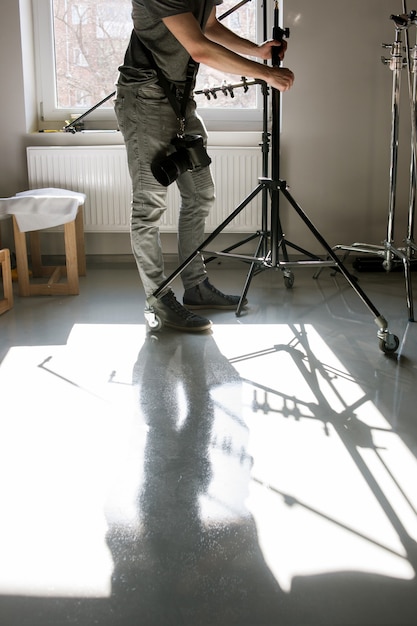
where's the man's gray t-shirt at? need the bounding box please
[118,0,222,88]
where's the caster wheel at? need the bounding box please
[144,308,162,332]
[147,316,162,331]
[378,333,399,354]
[284,272,294,289]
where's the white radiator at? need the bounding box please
[26,145,263,233]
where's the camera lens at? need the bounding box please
[151,150,191,186]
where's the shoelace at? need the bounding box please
[201,281,234,301]
[162,292,197,319]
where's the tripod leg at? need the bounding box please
[149,183,265,304]
[402,255,415,321]
[384,242,415,322]
[279,183,400,352]
[236,232,266,317]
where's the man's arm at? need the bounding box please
[162,9,294,92]
[204,8,287,61]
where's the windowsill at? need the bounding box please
[25,130,263,148]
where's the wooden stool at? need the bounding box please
[0,248,13,314]
[2,188,86,296]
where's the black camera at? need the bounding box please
[151,134,212,186]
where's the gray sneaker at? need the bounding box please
[183,278,247,310]
[152,290,212,332]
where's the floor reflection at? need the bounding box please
[105,331,286,625]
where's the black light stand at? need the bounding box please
[146,1,400,354]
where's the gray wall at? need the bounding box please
[1,0,36,195]
[280,0,412,252]
[0,0,412,256]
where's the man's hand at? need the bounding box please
[256,39,288,62]
[266,66,294,92]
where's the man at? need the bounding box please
[115,0,294,332]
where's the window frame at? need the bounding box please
[32,0,267,131]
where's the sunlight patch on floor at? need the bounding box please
[212,324,417,592]
[0,323,416,597]
[0,324,146,597]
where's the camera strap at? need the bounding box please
[135,0,207,135]
[142,48,197,135]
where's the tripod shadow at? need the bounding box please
[232,322,417,623]
[105,330,288,626]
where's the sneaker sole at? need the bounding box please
[164,319,213,332]
[183,300,248,311]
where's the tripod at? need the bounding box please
[333,4,417,322]
[145,1,400,354]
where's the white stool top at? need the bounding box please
[0,188,86,233]
[16,187,86,203]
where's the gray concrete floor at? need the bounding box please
[0,261,417,625]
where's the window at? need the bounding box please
[33,0,267,130]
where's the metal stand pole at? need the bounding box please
[405,13,417,260]
[233,0,292,314]
[386,22,404,268]
[334,11,416,322]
